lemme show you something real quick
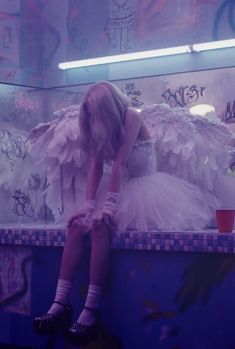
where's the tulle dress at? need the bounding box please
[115,139,220,232]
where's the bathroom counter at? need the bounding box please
[0,225,235,253]
[0,225,235,349]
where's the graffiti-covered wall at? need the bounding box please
[44,0,235,63]
[0,0,44,86]
[0,67,235,226]
[42,0,235,86]
[0,0,235,87]
[0,84,48,225]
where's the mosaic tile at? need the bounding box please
[0,227,235,253]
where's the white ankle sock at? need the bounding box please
[77,284,103,325]
[48,279,72,315]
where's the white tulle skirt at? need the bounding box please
[115,172,220,232]
[53,170,220,232]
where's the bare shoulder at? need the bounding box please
[125,108,142,125]
[126,108,151,141]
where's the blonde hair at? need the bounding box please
[79,81,130,161]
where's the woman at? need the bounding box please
[33,82,220,346]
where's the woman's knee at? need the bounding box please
[67,221,88,240]
[91,221,111,240]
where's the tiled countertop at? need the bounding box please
[0,226,235,253]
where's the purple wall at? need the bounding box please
[0,0,235,86]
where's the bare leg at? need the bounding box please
[89,221,111,286]
[74,221,112,327]
[45,221,89,316]
[34,222,90,335]
[59,221,88,282]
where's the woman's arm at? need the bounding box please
[85,153,104,200]
[67,153,103,228]
[92,109,142,228]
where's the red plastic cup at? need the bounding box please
[216,209,235,233]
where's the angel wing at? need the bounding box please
[141,103,235,193]
[27,104,89,222]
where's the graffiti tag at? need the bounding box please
[223,100,235,123]
[28,173,41,191]
[0,129,27,162]
[12,189,35,218]
[162,84,206,107]
[123,82,144,108]
[105,0,136,52]
[15,92,39,112]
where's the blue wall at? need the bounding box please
[0,246,235,349]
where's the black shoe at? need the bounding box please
[34,301,73,336]
[66,306,100,346]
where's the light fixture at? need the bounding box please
[58,38,235,70]
[58,45,192,70]
[189,104,215,116]
[192,38,235,52]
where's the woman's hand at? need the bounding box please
[67,200,95,228]
[67,210,91,229]
[92,192,119,230]
[92,210,116,230]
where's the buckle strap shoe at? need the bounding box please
[66,306,100,346]
[33,301,73,336]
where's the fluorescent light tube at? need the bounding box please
[192,38,235,52]
[58,45,191,70]
[58,39,235,70]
